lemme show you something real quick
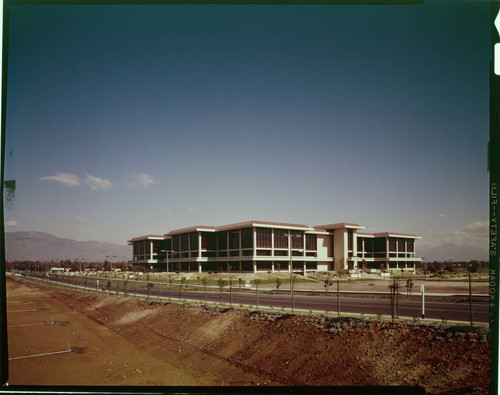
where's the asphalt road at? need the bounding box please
[34,273,489,323]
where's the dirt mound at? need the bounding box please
[44,287,490,392]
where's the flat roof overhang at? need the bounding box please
[314,223,366,231]
[127,235,167,244]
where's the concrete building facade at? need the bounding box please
[128,220,421,273]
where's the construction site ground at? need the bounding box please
[6,276,491,393]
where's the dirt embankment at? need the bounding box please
[8,278,491,392]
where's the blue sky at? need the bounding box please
[3,1,491,259]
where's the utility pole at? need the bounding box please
[469,274,473,327]
[337,279,340,317]
[396,280,399,319]
[421,283,425,319]
[255,279,260,311]
[229,279,233,308]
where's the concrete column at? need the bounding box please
[271,229,275,256]
[198,232,202,258]
[288,231,291,273]
[272,261,275,273]
[150,241,153,260]
[198,263,202,273]
[303,262,307,274]
[253,261,257,273]
[352,232,357,260]
[253,228,257,256]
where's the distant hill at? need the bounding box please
[5,231,130,262]
[417,243,488,262]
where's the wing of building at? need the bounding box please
[127,220,421,273]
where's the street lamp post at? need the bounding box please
[284,232,302,315]
[106,256,117,272]
[161,250,176,273]
[422,257,427,280]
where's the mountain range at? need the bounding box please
[5,231,130,262]
[3,231,489,263]
[417,243,488,263]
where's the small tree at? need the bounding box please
[324,279,333,293]
[181,277,187,301]
[238,277,244,290]
[254,279,261,310]
[468,263,479,273]
[202,278,208,304]
[147,282,154,300]
[405,279,414,297]
[218,278,227,305]
[276,277,282,290]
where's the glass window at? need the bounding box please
[217,231,227,250]
[179,234,188,251]
[190,232,198,251]
[257,249,271,256]
[357,237,363,251]
[348,229,353,250]
[389,238,396,252]
[364,239,373,253]
[407,239,414,252]
[274,250,287,256]
[306,234,317,250]
[374,238,386,252]
[171,235,179,252]
[202,232,216,250]
[291,230,303,249]
[274,229,288,249]
[398,239,406,252]
[229,230,239,250]
[256,228,272,248]
[241,228,253,249]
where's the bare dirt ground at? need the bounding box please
[6,277,491,393]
